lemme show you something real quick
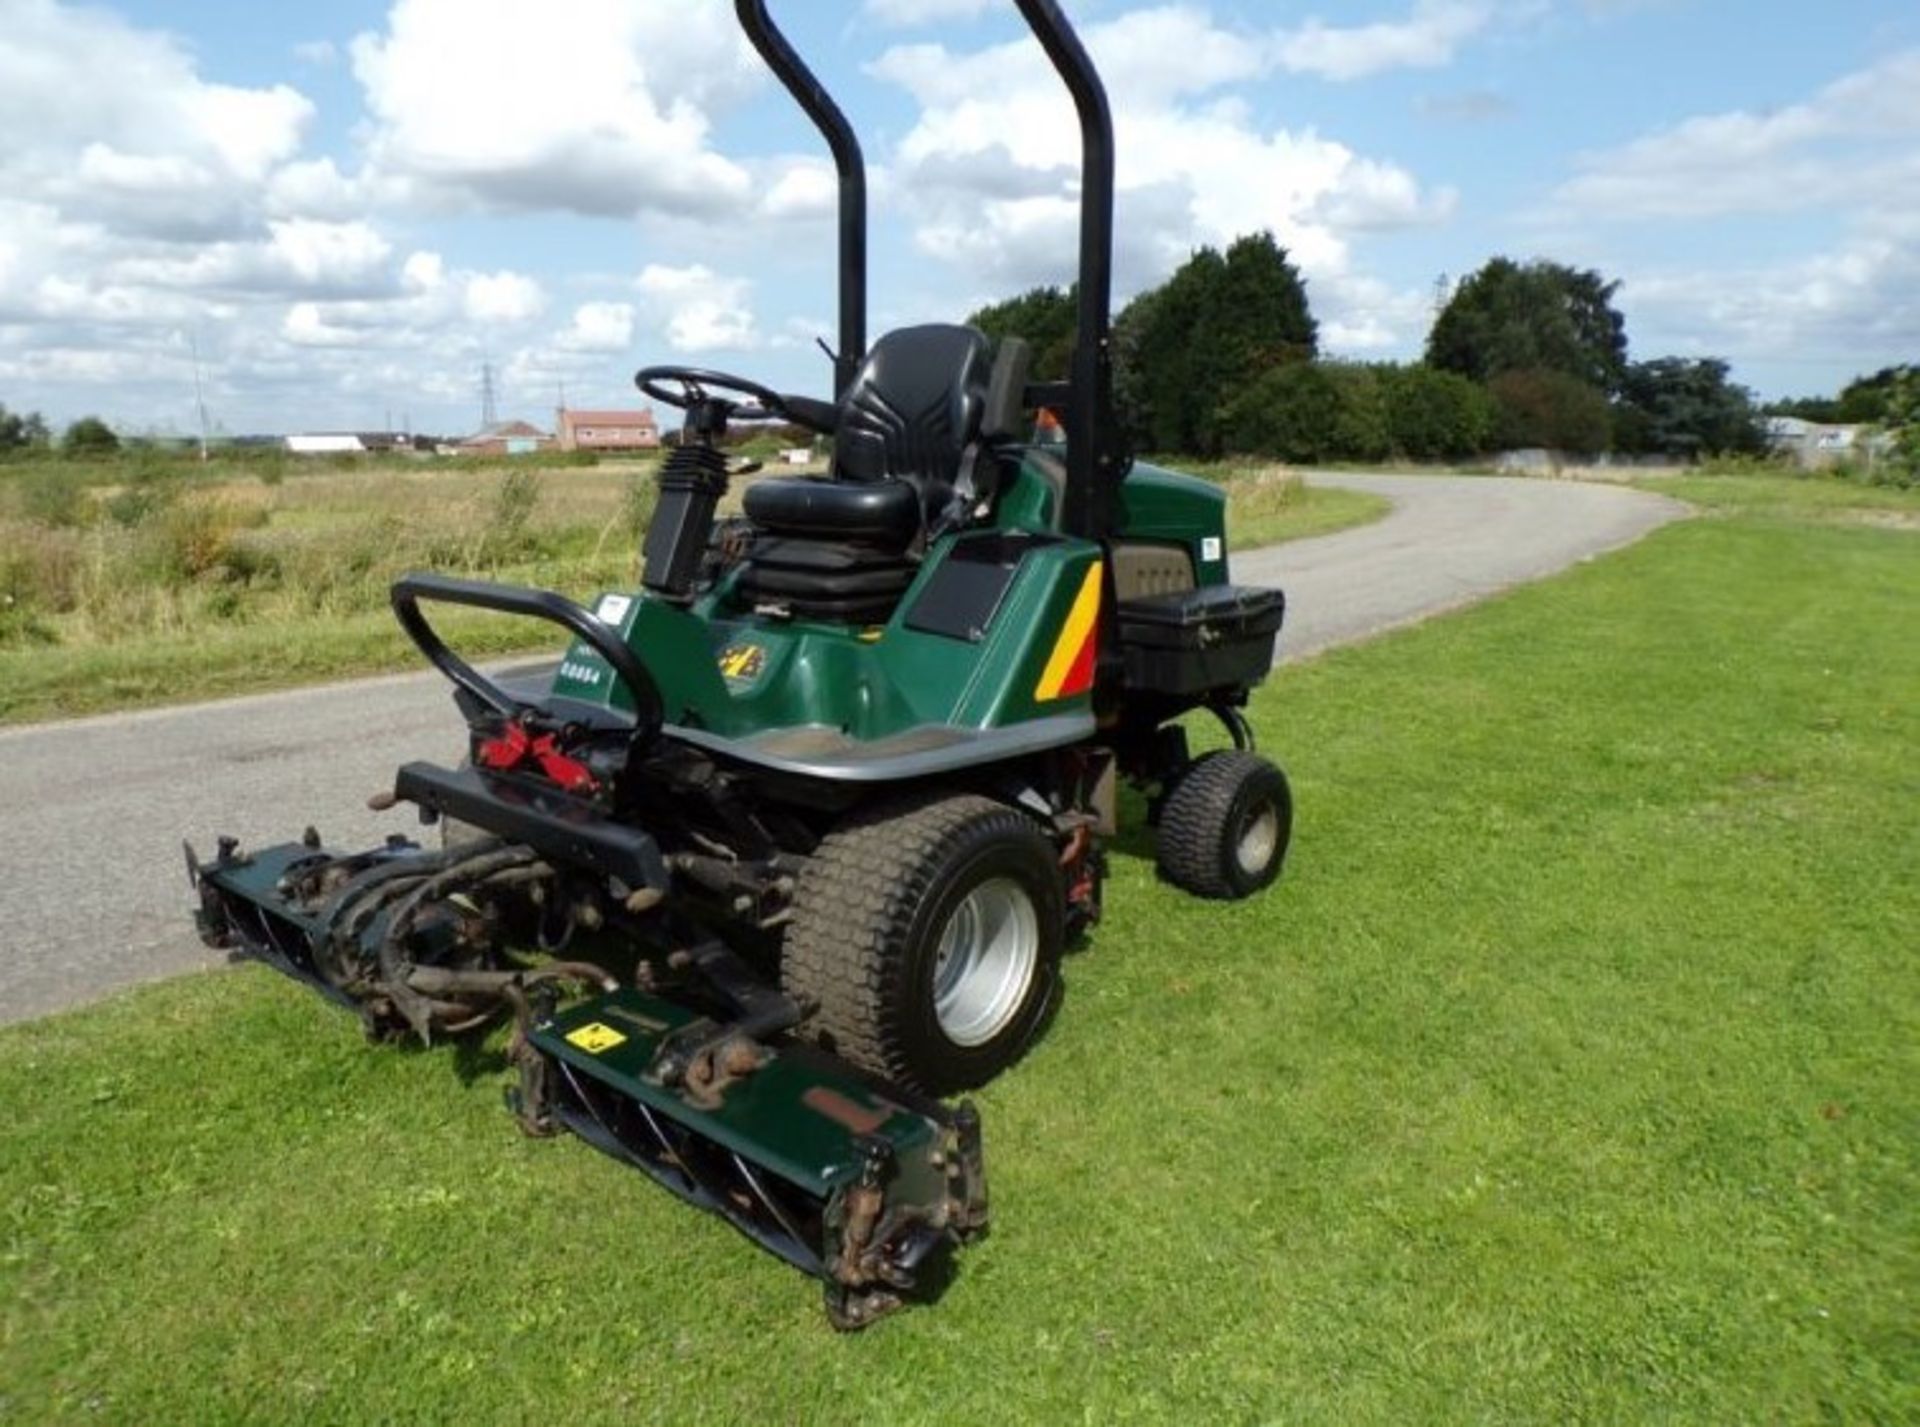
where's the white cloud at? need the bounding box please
[637,264,760,352]
[348,0,766,219]
[557,301,637,352]
[759,161,840,220]
[1550,50,1920,222]
[463,270,547,323]
[871,5,1455,348]
[1275,1,1495,82]
[863,0,997,27]
[282,302,362,347]
[1621,218,1920,369]
[0,1,312,194]
[1535,51,1920,384]
[266,220,394,287]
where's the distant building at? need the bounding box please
[285,432,411,455]
[454,420,555,457]
[286,433,368,455]
[557,407,661,452]
[1763,417,1877,469]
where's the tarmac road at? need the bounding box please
[0,473,1684,1025]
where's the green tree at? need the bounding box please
[63,416,120,456]
[1834,365,1917,425]
[1379,364,1497,460]
[0,403,52,452]
[1218,364,1342,463]
[1764,394,1842,423]
[1319,363,1391,463]
[1120,246,1225,453]
[1873,368,1919,488]
[1428,258,1629,394]
[966,285,1077,381]
[1615,357,1764,458]
[1487,369,1613,454]
[1119,232,1316,455]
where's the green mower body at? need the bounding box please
[545,456,1230,764]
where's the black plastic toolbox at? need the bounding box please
[1115,585,1287,696]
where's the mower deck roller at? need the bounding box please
[189,836,986,1329]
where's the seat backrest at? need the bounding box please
[834,325,993,496]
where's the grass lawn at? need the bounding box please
[2,484,1914,1422]
[0,460,1383,726]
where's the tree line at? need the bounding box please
[969,235,1905,465]
[0,406,120,456]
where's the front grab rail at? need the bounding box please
[390,573,664,738]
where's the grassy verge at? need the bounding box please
[1226,471,1391,548]
[0,459,1384,726]
[4,484,1913,1421]
[1640,470,1920,526]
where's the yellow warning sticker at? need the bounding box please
[565,1022,627,1054]
[717,643,767,683]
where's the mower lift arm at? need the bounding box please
[391,573,664,737]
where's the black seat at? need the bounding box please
[741,477,919,545]
[743,324,994,551]
[735,324,1031,623]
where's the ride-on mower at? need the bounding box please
[187,0,1291,1329]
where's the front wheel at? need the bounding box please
[1157,751,1293,900]
[783,794,1065,1095]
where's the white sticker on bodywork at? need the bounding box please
[1201,537,1224,563]
[595,594,633,625]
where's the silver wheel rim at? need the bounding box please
[931,877,1040,1048]
[1235,803,1280,878]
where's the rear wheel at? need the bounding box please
[1157,751,1292,900]
[783,793,1065,1095]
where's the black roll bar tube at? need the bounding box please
[735,0,868,398]
[1013,0,1120,543]
[390,573,664,738]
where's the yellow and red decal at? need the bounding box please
[1034,561,1104,703]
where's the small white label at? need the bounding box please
[1201,537,1224,563]
[595,594,633,625]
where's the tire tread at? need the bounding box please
[783,793,1047,1089]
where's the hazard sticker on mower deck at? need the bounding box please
[565,1022,627,1054]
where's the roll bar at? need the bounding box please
[735,0,867,399]
[1012,0,1119,542]
[735,0,1121,540]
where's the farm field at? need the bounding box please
[0,454,1383,724]
[1,475,1912,1422]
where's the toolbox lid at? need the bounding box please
[1116,585,1286,642]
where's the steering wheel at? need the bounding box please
[635,366,789,423]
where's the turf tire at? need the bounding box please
[783,793,1065,1096]
[1157,751,1292,900]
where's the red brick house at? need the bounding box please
[558,408,661,452]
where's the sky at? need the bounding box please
[0,0,1915,437]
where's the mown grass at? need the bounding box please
[2,484,1913,1421]
[0,456,1384,725]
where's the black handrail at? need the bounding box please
[735,0,868,399]
[390,573,664,737]
[1013,0,1120,543]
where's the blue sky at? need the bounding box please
[1,0,1915,435]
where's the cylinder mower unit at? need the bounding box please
[185,0,1294,1330]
